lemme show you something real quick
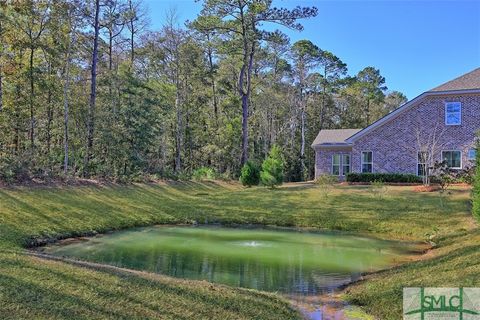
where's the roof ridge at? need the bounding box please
[429,67,480,92]
[312,128,362,147]
[320,128,362,131]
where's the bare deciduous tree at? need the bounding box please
[406,121,448,185]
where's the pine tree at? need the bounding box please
[240,161,260,187]
[260,145,284,188]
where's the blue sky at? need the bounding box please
[143,0,480,99]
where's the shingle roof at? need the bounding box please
[345,67,480,143]
[429,67,480,92]
[311,129,362,147]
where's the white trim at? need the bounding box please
[345,89,480,143]
[341,153,351,176]
[444,102,462,126]
[468,149,477,161]
[332,154,341,176]
[312,143,353,150]
[441,150,462,169]
[361,151,373,173]
[417,151,428,176]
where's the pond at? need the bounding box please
[42,226,411,296]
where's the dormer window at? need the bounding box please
[445,102,461,125]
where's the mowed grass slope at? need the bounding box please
[0,251,298,320]
[0,181,477,319]
[346,229,480,319]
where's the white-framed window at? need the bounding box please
[332,154,341,176]
[361,151,373,173]
[342,154,351,176]
[417,151,428,176]
[445,102,462,125]
[442,150,462,169]
[468,149,477,161]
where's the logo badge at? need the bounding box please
[404,288,480,319]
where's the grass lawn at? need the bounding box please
[0,181,477,319]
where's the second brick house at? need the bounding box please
[312,68,480,179]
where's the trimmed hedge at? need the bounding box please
[346,172,423,184]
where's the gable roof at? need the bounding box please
[345,67,480,143]
[312,129,361,147]
[429,68,480,92]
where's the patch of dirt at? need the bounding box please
[413,185,441,192]
[291,293,374,320]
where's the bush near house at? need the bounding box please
[473,143,480,221]
[346,172,423,184]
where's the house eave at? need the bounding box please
[345,88,480,143]
[312,143,353,150]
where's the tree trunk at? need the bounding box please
[84,0,100,177]
[46,84,52,154]
[29,46,35,149]
[63,28,73,175]
[240,41,255,166]
[174,89,182,172]
[319,68,328,130]
[206,37,218,124]
[300,104,306,179]
[128,0,135,65]
[14,86,20,154]
[238,6,254,166]
[108,28,117,114]
[240,93,249,165]
[108,29,113,71]
[366,99,370,127]
[299,62,307,181]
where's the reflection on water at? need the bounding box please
[43,226,408,295]
[234,240,271,247]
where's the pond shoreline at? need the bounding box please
[32,223,431,320]
[4,182,471,319]
[27,245,431,320]
[29,222,428,251]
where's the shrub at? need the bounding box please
[431,161,457,192]
[346,172,423,184]
[473,142,480,221]
[217,169,233,181]
[0,155,31,184]
[314,174,337,197]
[240,161,260,187]
[192,167,216,181]
[315,174,338,185]
[260,145,284,188]
[371,180,388,198]
[457,166,476,185]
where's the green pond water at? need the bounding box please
[43,226,409,295]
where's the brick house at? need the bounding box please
[312,68,480,179]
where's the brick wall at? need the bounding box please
[314,147,352,178]
[350,93,480,174]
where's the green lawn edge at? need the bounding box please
[0,181,478,319]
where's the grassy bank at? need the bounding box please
[0,181,477,319]
[346,229,480,319]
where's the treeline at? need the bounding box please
[0,0,407,183]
